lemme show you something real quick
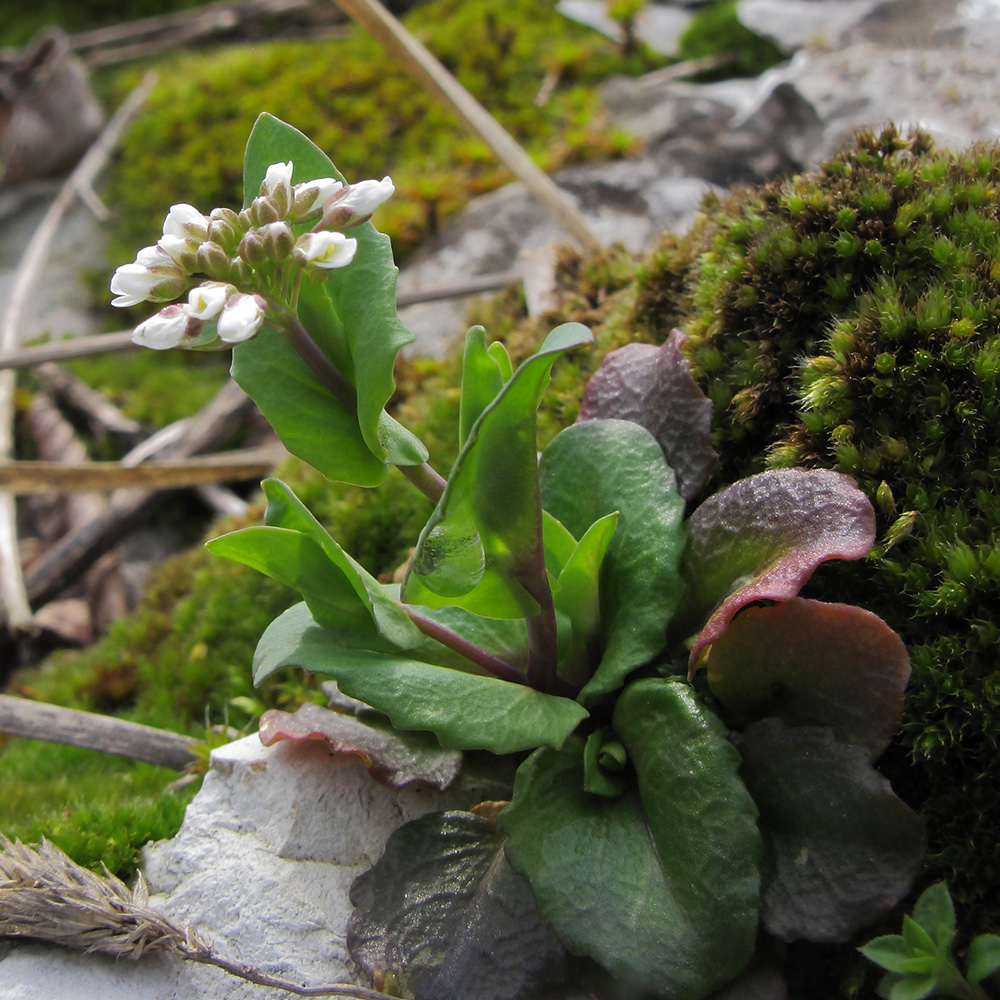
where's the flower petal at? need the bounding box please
[218,293,267,343]
[132,305,192,350]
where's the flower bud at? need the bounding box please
[293,231,358,271]
[196,242,231,280]
[208,207,243,254]
[227,257,254,287]
[110,261,187,307]
[260,161,293,217]
[134,244,175,269]
[132,304,197,350]
[157,234,200,274]
[218,292,267,343]
[289,177,343,223]
[238,229,267,267]
[249,195,283,227]
[320,176,394,229]
[186,281,235,320]
[260,221,295,262]
[162,203,209,242]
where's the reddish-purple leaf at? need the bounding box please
[707,598,910,758]
[577,330,717,501]
[259,703,462,791]
[735,719,923,944]
[683,469,876,671]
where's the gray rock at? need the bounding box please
[738,0,889,52]
[0,734,477,1000]
[397,158,716,356]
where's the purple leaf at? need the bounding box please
[348,810,566,1000]
[259,702,462,791]
[735,719,923,944]
[707,598,910,758]
[578,330,717,501]
[683,469,876,671]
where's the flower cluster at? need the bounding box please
[111,161,394,350]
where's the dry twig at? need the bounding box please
[331,0,601,252]
[0,73,156,634]
[0,837,397,998]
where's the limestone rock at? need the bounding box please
[0,733,479,999]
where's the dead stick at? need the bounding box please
[330,0,601,252]
[0,74,157,635]
[0,695,199,770]
[0,270,524,373]
[34,362,144,447]
[0,446,285,493]
[23,380,254,610]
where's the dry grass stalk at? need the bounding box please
[0,835,211,961]
[0,836,395,998]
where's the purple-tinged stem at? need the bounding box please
[405,607,525,685]
[282,314,446,504]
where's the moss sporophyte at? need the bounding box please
[121,114,924,1000]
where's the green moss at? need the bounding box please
[655,127,1000,936]
[677,0,783,80]
[101,0,654,275]
[0,740,196,877]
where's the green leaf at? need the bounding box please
[403,322,593,618]
[459,326,506,449]
[736,718,924,944]
[233,114,425,484]
[539,419,686,702]
[888,975,938,1000]
[967,933,1000,982]
[252,603,587,753]
[259,703,462,791]
[348,811,566,1000]
[541,510,578,580]
[912,883,956,950]
[860,936,926,974]
[502,681,761,1000]
[582,728,626,798]
[706,597,910,758]
[206,526,384,642]
[259,478,420,648]
[902,915,938,957]
[552,512,619,687]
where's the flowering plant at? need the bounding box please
[120,115,924,1000]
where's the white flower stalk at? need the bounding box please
[132,305,194,350]
[186,282,234,320]
[294,231,358,271]
[110,261,186,308]
[218,293,267,343]
[320,176,394,229]
[162,203,209,242]
[261,161,294,217]
[289,177,343,223]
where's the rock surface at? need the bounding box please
[0,734,479,999]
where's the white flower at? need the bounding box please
[162,203,209,241]
[135,244,175,269]
[186,282,233,320]
[290,176,343,221]
[294,231,358,270]
[157,234,198,273]
[132,305,192,350]
[110,262,185,307]
[218,293,267,343]
[322,176,394,227]
[262,161,294,215]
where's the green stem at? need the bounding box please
[405,607,526,685]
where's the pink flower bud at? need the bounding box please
[132,305,197,350]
